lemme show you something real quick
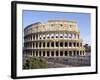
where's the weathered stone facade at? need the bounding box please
[23,20,85,57]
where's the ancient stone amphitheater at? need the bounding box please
[23,20,85,57]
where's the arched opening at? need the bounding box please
[77,43,79,47]
[47,51,49,56]
[43,42,45,47]
[69,51,72,56]
[51,51,54,56]
[73,51,76,56]
[77,51,79,56]
[47,42,49,47]
[60,51,63,56]
[60,42,63,47]
[56,42,59,47]
[51,42,54,47]
[65,51,68,56]
[73,42,76,47]
[65,42,68,47]
[69,42,72,47]
[56,51,58,56]
[43,51,45,56]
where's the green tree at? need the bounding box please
[23,57,48,69]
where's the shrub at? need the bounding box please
[23,57,48,69]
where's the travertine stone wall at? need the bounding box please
[23,20,85,57]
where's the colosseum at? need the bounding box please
[23,20,85,57]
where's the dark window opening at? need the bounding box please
[47,42,49,47]
[60,24,63,26]
[60,42,63,47]
[56,51,58,56]
[77,43,79,47]
[56,42,59,47]
[33,51,34,56]
[73,42,75,47]
[60,51,63,56]
[65,51,67,56]
[83,51,84,54]
[51,51,54,56]
[65,42,68,47]
[43,51,45,56]
[60,36,63,38]
[43,37,45,39]
[51,36,54,38]
[70,25,72,28]
[77,51,79,56]
[73,51,76,56]
[47,51,49,56]
[51,42,54,47]
[43,42,45,47]
[69,42,72,47]
[69,51,72,56]
[56,36,58,38]
[47,36,50,39]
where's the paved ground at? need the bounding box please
[47,61,72,68]
[45,56,90,68]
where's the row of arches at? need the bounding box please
[24,33,80,41]
[24,50,85,57]
[24,41,83,49]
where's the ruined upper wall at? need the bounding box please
[24,20,80,35]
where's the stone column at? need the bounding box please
[79,50,80,56]
[41,51,43,57]
[83,50,85,56]
[34,51,36,56]
[45,51,46,57]
[75,51,77,56]
[58,50,60,57]
[71,51,73,56]
[35,42,36,49]
[67,51,69,56]
[50,42,51,48]
[68,42,69,48]
[34,34,36,40]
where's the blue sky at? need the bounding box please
[23,10,91,44]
